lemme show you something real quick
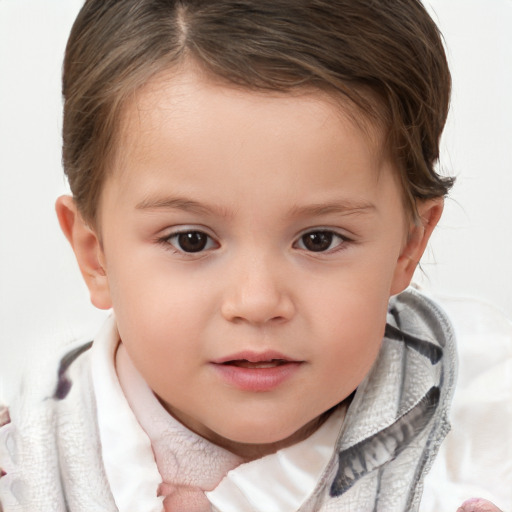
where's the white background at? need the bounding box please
[1,0,512,398]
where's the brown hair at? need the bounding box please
[62,0,454,224]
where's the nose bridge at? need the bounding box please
[221,246,294,324]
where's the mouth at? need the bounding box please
[222,358,291,369]
[211,351,302,391]
[212,351,299,366]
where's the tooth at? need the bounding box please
[230,360,284,368]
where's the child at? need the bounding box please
[0,1,503,511]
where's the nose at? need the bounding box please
[220,253,295,325]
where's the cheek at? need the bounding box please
[322,293,387,358]
[105,256,217,354]
[318,314,384,402]
[106,244,200,312]
[307,274,390,382]
[305,258,395,323]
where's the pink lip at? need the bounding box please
[211,351,302,392]
[212,350,295,364]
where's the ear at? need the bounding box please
[390,198,444,296]
[55,195,112,310]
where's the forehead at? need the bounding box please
[118,65,387,165]
[103,66,398,217]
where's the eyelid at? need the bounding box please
[158,225,220,254]
[293,227,352,253]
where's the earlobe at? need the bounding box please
[55,195,112,310]
[390,198,444,296]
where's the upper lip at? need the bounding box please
[212,350,299,364]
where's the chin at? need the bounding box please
[211,416,322,457]
[221,423,294,445]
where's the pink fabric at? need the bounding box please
[158,483,211,512]
[0,406,9,428]
[0,405,10,478]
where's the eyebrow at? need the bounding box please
[289,200,376,218]
[135,195,376,218]
[135,196,230,217]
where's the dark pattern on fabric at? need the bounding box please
[53,342,93,400]
[385,323,442,364]
[330,386,440,497]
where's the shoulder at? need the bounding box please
[421,296,512,511]
[2,337,94,428]
[311,288,458,511]
[8,337,95,420]
[0,339,95,509]
[0,326,126,510]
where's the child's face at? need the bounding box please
[63,68,440,458]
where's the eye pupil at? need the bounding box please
[302,231,333,252]
[178,232,208,252]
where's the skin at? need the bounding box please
[457,499,503,512]
[56,66,443,460]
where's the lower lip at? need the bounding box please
[211,362,302,392]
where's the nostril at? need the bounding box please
[220,286,295,325]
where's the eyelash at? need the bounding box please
[293,229,350,254]
[158,228,351,255]
[159,229,218,254]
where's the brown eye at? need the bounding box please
[298,231,343,252]
[170,231,211,253]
